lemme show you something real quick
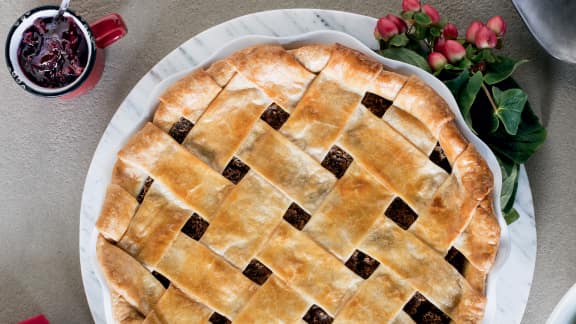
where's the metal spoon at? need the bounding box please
[47,0,71,35]
[54,0,71,22]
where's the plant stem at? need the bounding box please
[482,82,498,112]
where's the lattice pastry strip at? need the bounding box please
[391,311,417,324]
[359,217,485,322]
[110,160,149,198]
[228,45,316,112]
[117,183,192,267]
[338,106,449,214]
[334,267,414,323]
[257,222,363,315]
[409,144,493,253]
[110,293,145,324]
[155,233,258,319]
[144,285,213,324]
[280,44,382,160]
[96,183,139,242]
[233,276,311,323]
[97,236,165,316]
[454,197,501,272]
[153,69,223,133]
[181,73,272,171]
[236,120,336,213]
[368,69,410,101]
[393,75,454,138]
[288,44,333,73]
[96,159,151,243]
[303,162,395,260]
[380,105,437,156]
[118,122,233,218]
[200,171,292,268]
[279,72,364,160]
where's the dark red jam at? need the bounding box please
[17,16,88,88]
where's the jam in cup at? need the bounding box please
[5,6,127,98]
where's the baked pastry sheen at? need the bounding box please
[96,43,501,324]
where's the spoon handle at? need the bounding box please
[56,0,71,19]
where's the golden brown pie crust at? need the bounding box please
[96,43,500,324]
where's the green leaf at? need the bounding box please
[492,86,528,135]
[430,26,442,37]
[413,24,427,40]
[443,64,464,71]
[401,11,414,19]
[481,80,547,164]
[485,107,547,164]
[465,44,475,57]
[458,57,473,69]
[459,72,484,131]
[504,208,520,224]
[484,57,529,85]
[438,17,448,27]
[380,47,432,73]
[499,158,520,213]
[480,49,497,63]
[488,113,500,133]
[445,70,469,97]
[389,34,409,47]
[414,12,432,25]
[444,71,482,132]
[442,58,471,72]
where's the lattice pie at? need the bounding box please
[96,43,501,324]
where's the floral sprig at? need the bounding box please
[374,0,546,224]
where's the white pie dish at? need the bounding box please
[85,30,511,324]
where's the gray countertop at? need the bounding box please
[0,1,574,323]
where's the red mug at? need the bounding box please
[5,6,127,98]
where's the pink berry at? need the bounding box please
[376,17,399,41]
[434,37,447,55]
[444,40,466,63]
[443,23,459,39]
[487,15,507,36]
[386,14,408,33]
[402,0,421,12]
[475,26,498,49]
[428,52,448,71]
[423,4,440,24]
[466,21,484,43]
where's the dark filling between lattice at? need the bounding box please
[385,197,418,230]
[151,270,170,289]
[260,103,290,130]
[209,312,231,324]
[283,203,311,230]
[321,146,353,179]
[445,247,468,275]
[345,250,380,279]
[136,177,154,204]
[403,292,451,324]
[429,142,452,173]
[168,117,194,144]
[346,250,380,279]
[222,157,250,184]
[361,92,393,118]
[181,213,209,240]
[242,259,273,285]
[303,304,333,324]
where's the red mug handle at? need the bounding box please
[90,13,127,49]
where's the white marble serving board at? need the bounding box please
[79,9,537,324]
